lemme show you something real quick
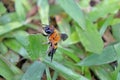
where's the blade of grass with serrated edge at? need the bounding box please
[43,59,88,80]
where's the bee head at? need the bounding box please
[43,25,54,34]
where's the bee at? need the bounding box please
[42,24,68,61]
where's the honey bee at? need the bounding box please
[42,25,68,61]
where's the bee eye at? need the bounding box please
[45,30,52,34]
[44,27,53,34]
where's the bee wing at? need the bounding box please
[61,33,68,41]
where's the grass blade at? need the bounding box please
[43,59,88,80]
[57,0,86,30]
[78,45,117,66]
[22,61,46,80]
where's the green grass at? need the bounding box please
[0,0,120,80]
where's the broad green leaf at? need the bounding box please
[17,34,48,60]
[13,31,48,60]
[76,20,103,53]
[26,34,47,60]
[78,46,117,66]
[4,39,29,58]
[22,61,46,80]
[37,0,49,24]
[43,59,88,80]
[0,55,23,80]
[87,1,120,22]
[0,2,6,15]
[0,22,23,36]
[15,0,26,21]
[112,23,120,41]
[57,0,86,30]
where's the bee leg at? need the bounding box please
[47,47,52,55]
[47,44,53,56]
[52,49,57,61]
[48,48,56,62]
[47,42,57,61]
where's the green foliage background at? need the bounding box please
[0,0,120,80]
